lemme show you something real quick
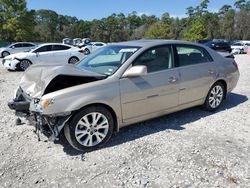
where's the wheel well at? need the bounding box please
[215,79,227,98]
[68,56,79,63]
[2,51,10,57]
[16,59,32,70]
[23,59,32,64]
[73,103,119,133]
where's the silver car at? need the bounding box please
[0,42,36,58]
[8,40,239,151]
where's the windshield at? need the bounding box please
[76,45,140,75]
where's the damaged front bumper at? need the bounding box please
[2,59,19,70]
[8,87,72,141]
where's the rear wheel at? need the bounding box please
[2,51,10,58]
[203,82,225,112]
[68,56,79,64]
[64,106,114,152]
[18,59,32,71]
[84,48,90,55]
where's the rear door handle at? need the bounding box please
[168,77,178,83]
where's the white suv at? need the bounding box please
[0,42,36,57]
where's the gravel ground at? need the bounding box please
[0,55,249,188]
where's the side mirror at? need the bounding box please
[11,46,15,49]
[122,65,147,78]
[35,52,39,57]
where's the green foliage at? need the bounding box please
[0,0,36,41]
[183,19,207,41]
[220,9,236,40]
[144,22,172,39]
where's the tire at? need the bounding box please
[2,51,10,58]
[68,56,79,64]
[84,48,90,55]
[18,59,32,71]
[203,82,225,112]
[64,106,114,152]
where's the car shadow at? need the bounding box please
[58,92,248,155]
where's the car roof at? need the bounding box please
[110,39,206,48]
[38,43,72,47]
[11,42,36,45]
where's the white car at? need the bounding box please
[81,42,106,54]
[2,43,85,71]
[231,42,248,54]
[0,42,36,58]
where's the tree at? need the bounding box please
[144,21,172,39]
[203,13,220,39]
[183,19,207,41]
[0,0,36,41]
[186,6,195,17]
[219,5,233,16]
[220,9,236,40]
[198,0,210,15]
[161,12,171,24]
[235,9,250,39]
[234,0,246,9]
[35,9,58,42]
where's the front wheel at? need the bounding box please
[203,82,225,112]
[64,106,114,152]
[18,59,32,71]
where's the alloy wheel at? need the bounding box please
[69,57,79,64]
[20,60,31,70]
[75,112,109,147]
[208,85,224,109]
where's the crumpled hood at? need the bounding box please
[20,64,104,98]
[4,52,29,60]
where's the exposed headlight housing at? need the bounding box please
[41,98,55,109]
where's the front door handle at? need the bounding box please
[208,69,215,74]
[168,77,178,83]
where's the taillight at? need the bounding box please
[232,60,238,69]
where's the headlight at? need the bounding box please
[41,98,55,109]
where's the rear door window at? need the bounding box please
[176,45,213,67]
[52,45,71,51]
[23,43,35,47]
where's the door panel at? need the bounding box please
[175,45,217,105]
[34,45,53,64]
[179,63,217,104]
[37,51,55,64]
[120,70,180,121]
[120,45,179,122]
[52,45,71,63]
